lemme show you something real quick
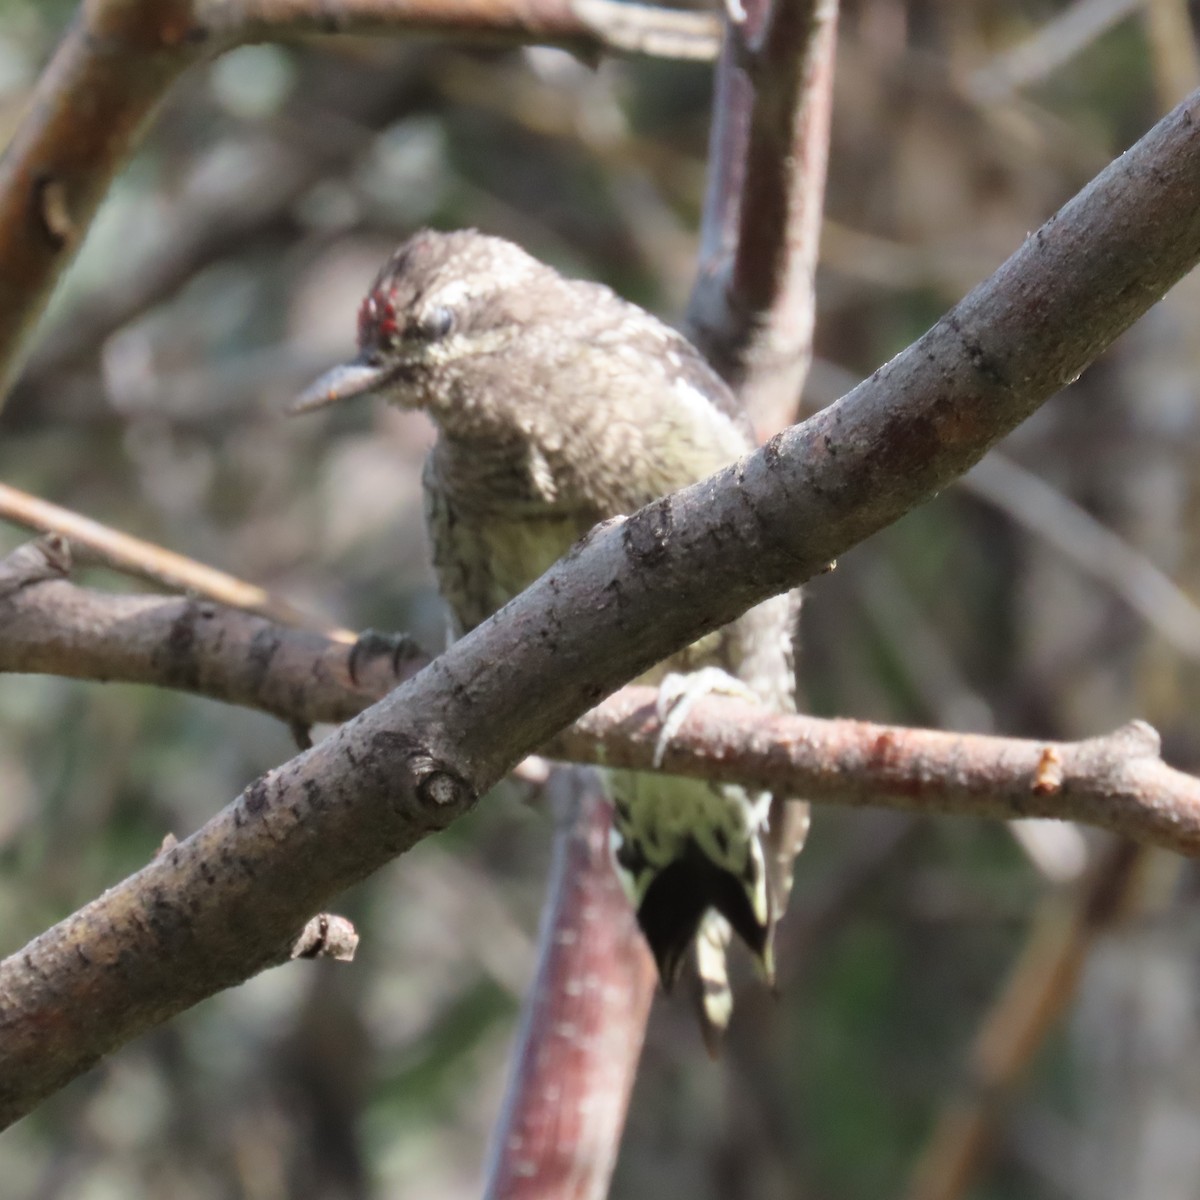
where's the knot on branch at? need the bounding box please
[1109,719,1162,758]
[0,536,71,598]
[413,761,475,810]
[290,913,359,962]
[1081,719,1164,770]
[623,496,674,566]
[366,731,477,819]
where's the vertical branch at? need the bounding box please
[482,6,843,1187]
[482,769,657,1200]
[687,0,839,434]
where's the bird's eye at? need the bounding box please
[416,306,455,341]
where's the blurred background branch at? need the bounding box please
[0,0,718,398]
[0,482,353,635]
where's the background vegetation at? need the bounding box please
[2,1,1199,1196]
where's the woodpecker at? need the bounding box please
[292,229,808,1041]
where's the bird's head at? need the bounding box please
[289,228,557,419]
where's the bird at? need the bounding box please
[292,228,808,1042]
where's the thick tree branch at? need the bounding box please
[1,90,1199,1127]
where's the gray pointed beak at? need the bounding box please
[287,356,388,415]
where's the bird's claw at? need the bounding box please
[348,628,423,687]
[652,666,760,769]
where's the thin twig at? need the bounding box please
[210,0,719,59]
[1143,0,1200,111]
[963,454,1200,660]
[0,483,354,639]
[804,366,1200,664]
[968,0,1138,103]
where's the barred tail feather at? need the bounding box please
[692,914,734,1057]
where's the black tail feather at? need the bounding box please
[637,839,768,989]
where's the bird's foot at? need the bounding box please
[348,628,424,687]
[652,666,760,769]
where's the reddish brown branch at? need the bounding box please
[482,770,657,1200]
[555,693,1200,855]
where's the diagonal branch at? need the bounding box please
[963,454,1200,660]
[0,88,1199,1129]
